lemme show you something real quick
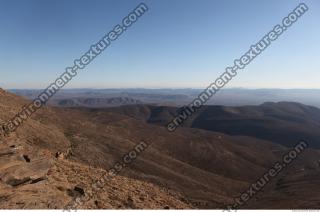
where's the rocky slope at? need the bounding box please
[0,135,190,209]
[0,89,191,209]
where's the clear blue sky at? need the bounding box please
[0,0,319,89]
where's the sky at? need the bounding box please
[0,0,319,89]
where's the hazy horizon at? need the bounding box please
[6,87,320,90]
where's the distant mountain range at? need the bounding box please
[55,97,142,107]
[10,88,320,108]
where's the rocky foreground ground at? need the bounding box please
[0,134,191,209]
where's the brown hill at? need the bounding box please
[101,103,320,148]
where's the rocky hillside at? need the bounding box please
[0,89,190,209]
